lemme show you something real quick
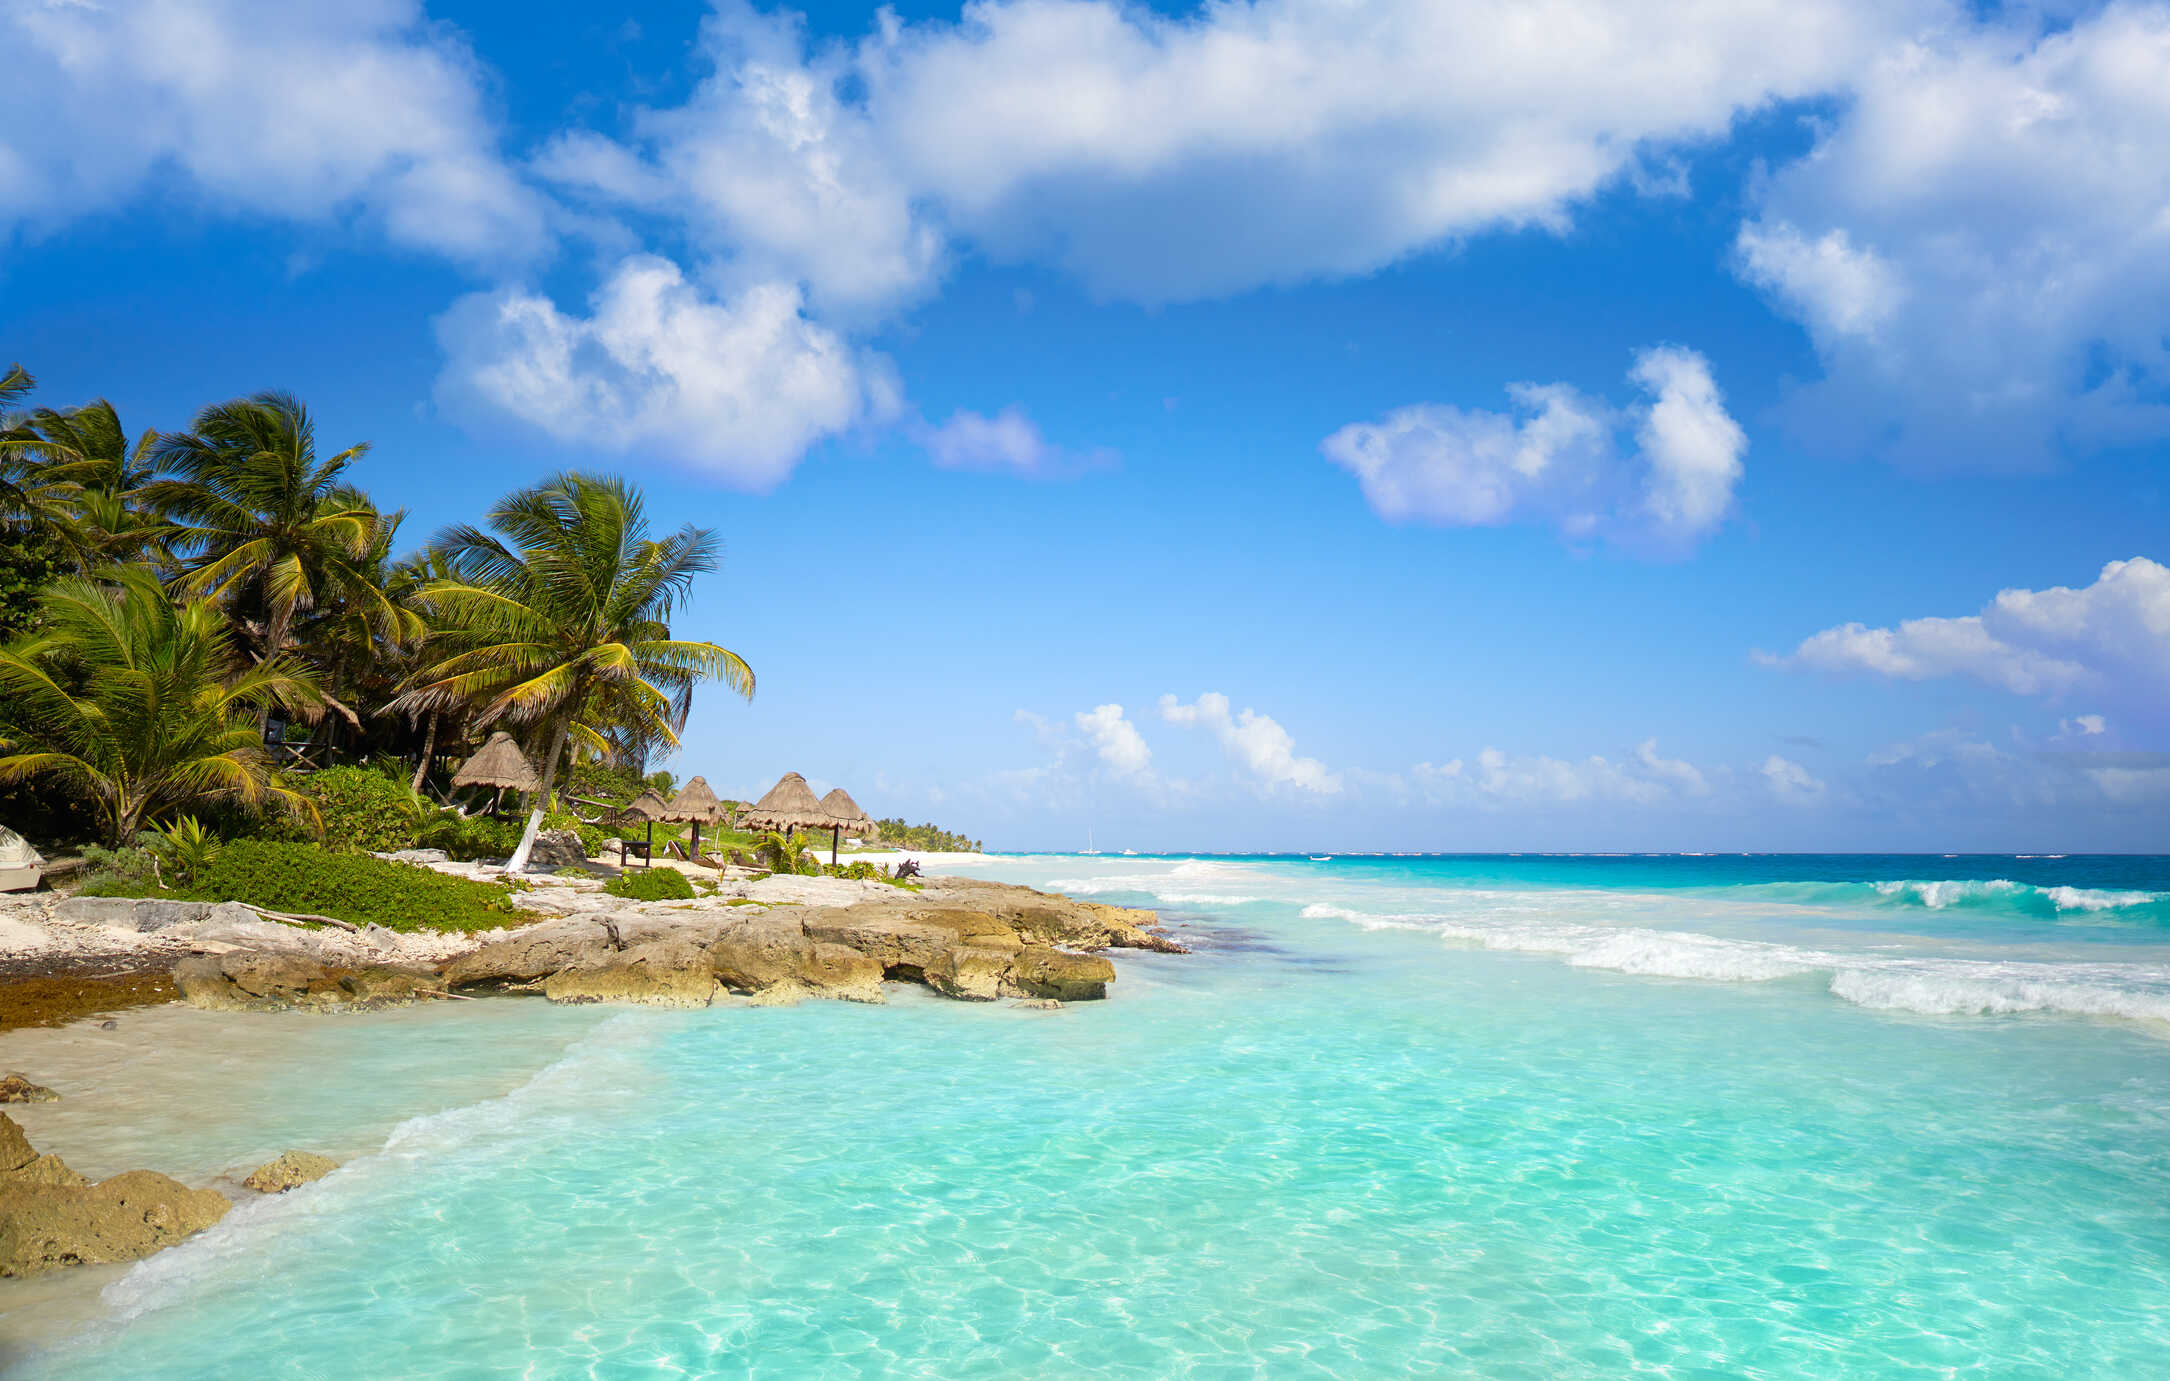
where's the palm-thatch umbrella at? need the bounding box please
[817,787,876,865]
[611,788,670,869]
[742,773,857,867]
[660,776,731,861]
[452,731,539,814]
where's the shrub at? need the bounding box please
[430,814,526,863]
[81,839,531,932]
[151,816,223,885]
[603,867,695,902]
[308,766,425,853]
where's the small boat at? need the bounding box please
[1309,855,1332,862]
[1121,849,1137,856]
[0,825,44,893]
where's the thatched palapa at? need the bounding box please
[452,732,540,794]
[818,788,877,839]
[661,776,732,862]
[738,772,835,833]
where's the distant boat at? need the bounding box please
[1121,849,1138,856]
[1310,855,1332,862]
[1081,827,1101,856]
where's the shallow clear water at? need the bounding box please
[19,854,2170,1378]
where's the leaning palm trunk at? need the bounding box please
[410,709,440,793]
[506,718,569,873]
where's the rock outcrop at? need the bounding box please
[0,1114,231,1277]
[526,829,591,872]
[243,1151,340,1193]
[0,1072,58,1103]
[541,938,720,1008]
[173,952,437,1012]
[706,913,885,1003]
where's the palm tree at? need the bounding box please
[147,392,405,662]
[0,568,320,844]
[4,398,174,570]
[396,473,753,872]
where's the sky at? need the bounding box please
[4,0,2168,852]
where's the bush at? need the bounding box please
[80,839,531,932]
[603,867,695,902]
[308,766,425,853]
[429,814,526,863]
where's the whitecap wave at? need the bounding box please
[1301,901,2170,1027]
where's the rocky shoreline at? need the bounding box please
[0,860,1185,1290]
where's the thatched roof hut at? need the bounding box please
[739,772,836,832]
[451,732,539,793]
[660,776,731,825]
[611,788,671,826]
[818,787,877,838]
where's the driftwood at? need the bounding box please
[242,904,360,933]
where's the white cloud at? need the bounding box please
[1760,557,2170,721]
[914,406,1111,475]
[1,0,547,263]
[1760,755,1827,805]
[1416,740,1710,807]
[1157,693,1340,795]
[2062,714,2108,737]
[433,255,900,488]
[534,1,943,317]
[535,0,1930,311]
[1074,703,1152,778]
[1736,4,2170,466]
[1320,346,1744,549]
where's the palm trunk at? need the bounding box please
[506,717,570,874]
[410,710,440,792]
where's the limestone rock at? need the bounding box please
[920,881,1186,953]
[382,848,450,865]
[242,1151,339,1193]
[439,915,621,986]
[174,903,321,954]
[49,895,143,929]
[705,915,884,1002]
[131,900,213,932]
[1008,946,1116,1002]
[0,1115,231,1278]
[923,946,1015,1002]
[0,1072,58,1104]
[173,953,432,1012]
[542,938,718,1008]
[802,905,1022,977]
[525,829,590,872]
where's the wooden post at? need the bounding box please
[831,824,840,868]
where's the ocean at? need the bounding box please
[16,853,2170,1377]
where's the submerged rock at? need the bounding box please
[0,1114,230,1277]
[173,953,435,1012]
[242,1151,340,1193]
[0,1072,58,1104]
[1009,946,1116,1001]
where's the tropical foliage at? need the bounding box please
[0,364,756,870]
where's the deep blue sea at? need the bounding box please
[16,853,2170,1378]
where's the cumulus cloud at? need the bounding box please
[0,0,548,263]
[913,406,1113,475]
[1158,693,1340,795]
[1320,346,1744,549]
[1074,704,1153,778]
[1415,739,1710,806]
[533,0,1930,311]
[1760,755,1827,805]
[1759,557,2170,722]
[1736,4,2170,466]
[433,255,900,488]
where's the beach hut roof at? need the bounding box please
[817,787,875,832]
[611,788,671,825]
[451,732,540,792]
[660,775,731,824]
[739,772,838,832]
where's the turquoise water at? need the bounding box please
[22,854,2170,1378]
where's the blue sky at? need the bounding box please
[6,0,2168,851]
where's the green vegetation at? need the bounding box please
[0,364,759,887]
[0,569,319,843]
[78,839,532,932]
[873,819,983,853]
[604,868,695,902]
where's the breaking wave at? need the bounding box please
[1298,903,2170,1027]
